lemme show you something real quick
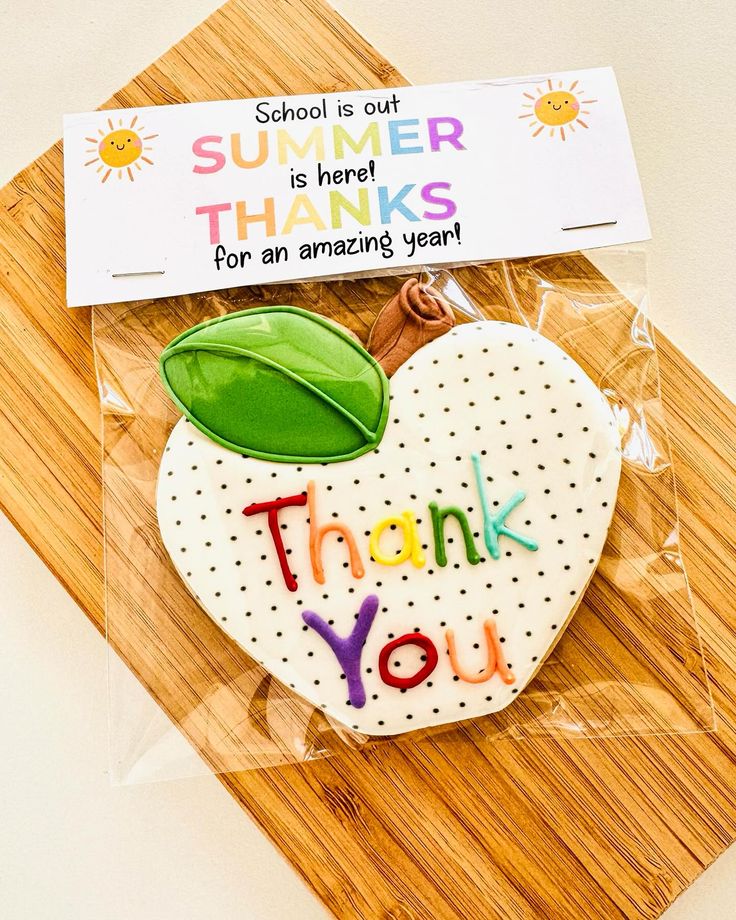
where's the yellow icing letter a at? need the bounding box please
[369,511,426,568]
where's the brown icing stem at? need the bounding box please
[367,278,456,377]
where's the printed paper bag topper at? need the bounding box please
[156,306,621,735]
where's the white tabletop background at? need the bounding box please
[1,1,734,917]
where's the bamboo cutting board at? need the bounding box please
[1,1,735,917]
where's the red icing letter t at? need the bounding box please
[243,493,307,592]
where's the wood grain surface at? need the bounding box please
[1,1,735,917]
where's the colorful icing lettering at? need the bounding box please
[369,511,426,568]
[378,633,439,689]
[243,492,307,591]
[446,619,516,685]
[307,480,364,584]
[471,453,538,559]
[301,594,379,708]
[157,312,624,738]
[428,502,480,567]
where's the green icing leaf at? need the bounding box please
[159,306,390,463]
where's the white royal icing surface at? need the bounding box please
[157,320,622,735]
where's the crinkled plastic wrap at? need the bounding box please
[93,249,715,784]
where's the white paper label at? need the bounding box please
[63,68,649,307]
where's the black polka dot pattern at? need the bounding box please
[157,320,621,736]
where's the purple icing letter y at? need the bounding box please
[301,595,379,709]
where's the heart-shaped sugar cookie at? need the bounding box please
[156,307,621,735]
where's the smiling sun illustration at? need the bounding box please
[84,115,157,183]
[519,79,596,141]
